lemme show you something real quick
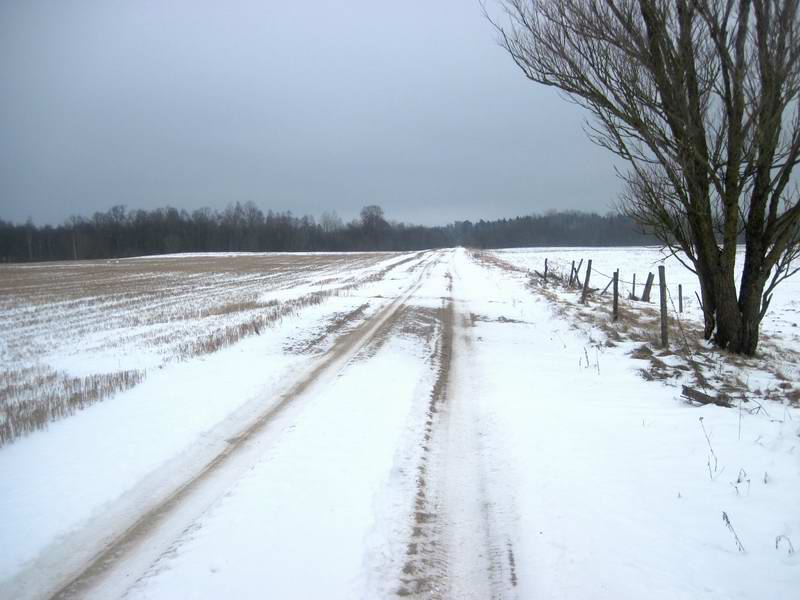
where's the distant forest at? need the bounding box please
[0,203,659,262]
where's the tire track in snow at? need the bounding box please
[33,252,441,600]
[395,254,519,600]
[396,299,454,598]
[455,309,518,600]
[453,255,521,600]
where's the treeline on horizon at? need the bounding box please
[0,203,659,262]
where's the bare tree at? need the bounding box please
[360,205,389,233]
[320,211,343,233]
[488,0,800,354]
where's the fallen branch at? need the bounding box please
[682,385,732,408]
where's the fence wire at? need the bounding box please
[538,257,696,309]
[549,259,668,288]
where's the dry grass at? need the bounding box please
[176,292,329,359]
[0,366,144,446]
[472,249,800,407]
[470,250,531,275]
[0,251,412,446]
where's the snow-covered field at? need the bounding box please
[0,252,413,445]
[1,248,798,599]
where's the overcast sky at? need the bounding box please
[0,0,621,226]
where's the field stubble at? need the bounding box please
[0,252,406,446]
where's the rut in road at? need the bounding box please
[46,253,441,600]
[395,259,519,600]
[396,299,454,598]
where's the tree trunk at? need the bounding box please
[695,258,717,339]
[698,257,768,356]
[690,203,723,342]
[738,301,762,356]
[735,255,769,355]
[712,284,742,350]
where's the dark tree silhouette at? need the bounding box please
[0,205,656,263]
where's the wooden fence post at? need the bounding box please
[642,272,655,302]
[544,258,548,284]
[659,265,668,348]
[574,259,584,287]
[678,284,683,313]
[569,260,575,286]
[631,273,636,299]
[581,259,593,304]
[613,270,619,321]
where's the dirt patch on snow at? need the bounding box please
[468,313,525,326]
[284,303,370,355]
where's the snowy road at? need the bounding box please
[2,249,798,599]
[51,254,444,600]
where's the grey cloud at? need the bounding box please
[0,0,621,226]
